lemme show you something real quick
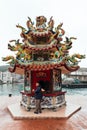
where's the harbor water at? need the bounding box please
[0,83,24,96]
[0,83,87,96]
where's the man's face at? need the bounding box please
[36,82,39,87]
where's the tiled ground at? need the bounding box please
[0,95,87,130]
[8,102,81,119]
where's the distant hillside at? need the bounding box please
[0,65,10,72]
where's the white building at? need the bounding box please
[0,65,23,83]
[66,68,87,81]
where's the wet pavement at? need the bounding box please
[0,96,87,130]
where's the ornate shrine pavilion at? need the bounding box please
[2,16,85,110]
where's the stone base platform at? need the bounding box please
[8,103,81,120]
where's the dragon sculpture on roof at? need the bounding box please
[2,16,85,73]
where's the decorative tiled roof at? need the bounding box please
[2,16,85,74]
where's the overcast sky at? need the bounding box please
[0,0,87,67]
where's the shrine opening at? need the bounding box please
[2,16,85,110]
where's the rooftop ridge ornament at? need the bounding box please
[2,16,85,72]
